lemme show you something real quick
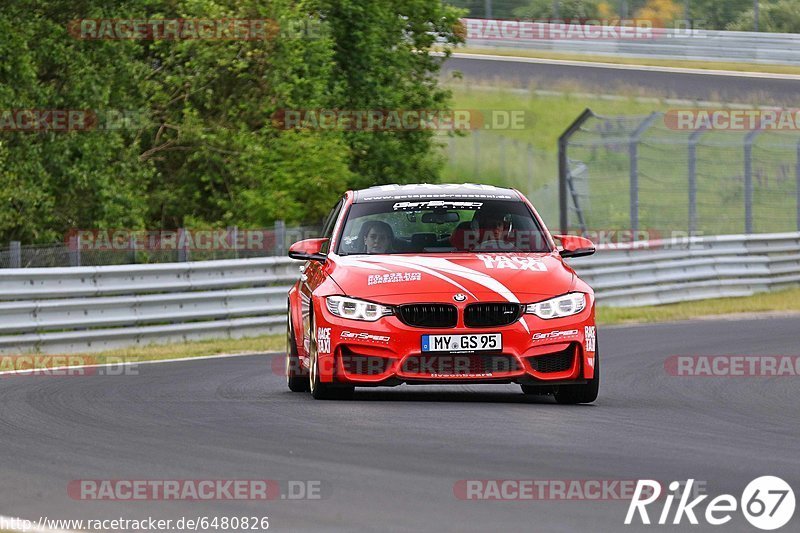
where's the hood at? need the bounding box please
[328,253,575,305]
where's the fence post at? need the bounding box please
[629,112,660,237]
[177,228,188,262]
[9,241,21,268]
[744,128,761,234]
[499,136,506,180]
[274,220,286,256]
[527,143,534,197]
[68,234,81,267]
[558,108,594,234]
[473,130,480,179]
[229,225,239,259]
[796,139,800,231]
[688,126,706,235]
[130,233,137,264]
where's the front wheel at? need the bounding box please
[286,307,309,392]
[553,348,599,405]
[308,313,354,401]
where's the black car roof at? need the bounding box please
[352,183,519,203]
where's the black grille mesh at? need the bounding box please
[341,349,390,375]
[398,304,458,328]
[528,349,575,373]
[464,303,522,327]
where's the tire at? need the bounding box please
[286,306,309,392]
[308,312,354,401]
[553,347,600,405]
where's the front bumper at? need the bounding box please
[312,297,597,386]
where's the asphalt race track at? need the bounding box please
[444,54,800,104]
[1,317,798,532]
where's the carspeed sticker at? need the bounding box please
[584,326,596,352]
[340,331,391,343]
[367,272,421,285]
[532,329,578,341]
[317,327,331,354]
[476,254,547,271]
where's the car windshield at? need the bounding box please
[336,198,551,255]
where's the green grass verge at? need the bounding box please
[598,287,800,325]
[3,335,284,370]
[84,334,285,363]
[454,46,800,76]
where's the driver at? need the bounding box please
[359,220,394,254]
[479,212,506,241]
[473,211,513,250]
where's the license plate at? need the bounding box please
[421,333,502,352]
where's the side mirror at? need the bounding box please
[288,238,328,262]
[554,235,595,258]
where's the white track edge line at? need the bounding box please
[0,351,278,377]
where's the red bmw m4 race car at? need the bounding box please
[286,184,599,403]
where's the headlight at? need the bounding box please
[525,293,586,319]
[326,296,393,322]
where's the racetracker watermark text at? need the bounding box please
[0,356,137,377]
[67,18,321,40]
[665,355,800,377]
[665,109,800,131]
[271,109,529,131]
[453,480,706,500]
[68,479,328,500]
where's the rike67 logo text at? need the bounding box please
[626,477,795,530]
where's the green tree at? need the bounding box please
[513,0,604,19]
[0,1,153,242]
[136,0,355,227]
[0,0,464,242]
[689,0,752,30]
[727,1,800,33]
[317,0,464,191]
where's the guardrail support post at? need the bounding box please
[9,241,21,268]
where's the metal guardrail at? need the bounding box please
[574,232,800,307]
[0,258,300,354]
[463,19,800,66]
[1,233,798,353]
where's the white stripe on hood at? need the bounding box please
[355,255,519,303]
